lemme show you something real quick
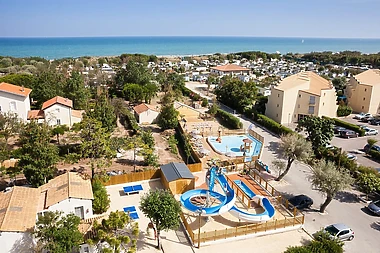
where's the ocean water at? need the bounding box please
[0,36,379,59]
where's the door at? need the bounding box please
[337,230,349,240]
[75,206,84,219]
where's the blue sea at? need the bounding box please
[0,36,379,59]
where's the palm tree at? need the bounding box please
[367,138,378,152]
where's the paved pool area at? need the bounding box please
[207,134,262,157]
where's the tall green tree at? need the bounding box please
[140,189,182,249]
[87,93,117,133]
[33,211,83,253]
[51,125,69,144]
[0,73,36,88]
[87,211,139,253]
[0,112,22,147]
[157,104,179,130]
[92,178,111,214]
[33,71,66,107]
[296,116,334,153]
[64,71,91,110]
[310,160,354,213]
[79,117,114,179]
[356,172,380,200]
[18,121,59,187]
[276,133,313,181]
[115,61,153,88]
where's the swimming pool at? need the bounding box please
[234,180,256,199]
[207,135,262,157]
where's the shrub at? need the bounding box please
[120,109,140,134]
[323,116,365,136]
[201,98,209,107]
[168,135,178,154]
[92,179,110,214]
[356,172,380,196]
[254,114,293,135]
[368,149,380,161]
[216,109,243,129]
[337,105,353,117]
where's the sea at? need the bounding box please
[0,36,379,60]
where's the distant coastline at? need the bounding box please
[1,36,380,59]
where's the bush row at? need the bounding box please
[369,150,380,162]
[253,113,293,135]
[322,116,365,136]
[216,109,243,129]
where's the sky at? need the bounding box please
[0,0,380,38]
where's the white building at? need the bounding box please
[0,82,32,122]
[0,172,94,253]
[133,103,159,124]
[28,96,84,127]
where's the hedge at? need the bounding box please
[369,150,380,162]
[216,109,243,129]
[254,114,293,135]
[322,116,365,136]
[337,105,353,117]
[121,109,141,134]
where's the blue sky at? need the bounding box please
[1,0,379,38]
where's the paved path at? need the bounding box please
[185,81,380,253]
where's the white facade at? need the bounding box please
[43,104,72,126]
[0,91,31,122]
[0,232,34,253]
[45,198,93,220]
[135,109,159,124]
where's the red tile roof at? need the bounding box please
[27,110,45,119]
[0,82,32,97]
[133,103,157,115]
[210,64,249,72]
[42,96,73,110]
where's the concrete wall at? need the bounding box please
[265,88,284,123]
[47,198,93,220]
[137,109,159,124]
[0,231,34,253]
[43,104,72,126]
[346,77,373,113]
[71,115,82,125]
[0,91,30,122]
[318,89,338,118]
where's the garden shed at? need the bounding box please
[160,162,195,194]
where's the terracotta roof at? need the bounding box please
[27,110,45,119]
[0,186,40,232]
[71,110,85,118]
[275,71,334,96]
[0,82,32,97]
[38,172,93,210]
[211,64,249,72]
[42,96,73,110]
[353,69,380,86]
[133,103,157,115]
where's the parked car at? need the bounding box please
[370,118,380,126]
[367,200,380,216]
[360,115,374,122]
[339,130,359,138]
[354,112,371,120]
[288,195,313,210]
[324,223,355,241]
[334,126,347,135]
[364,144,380,153]
[364,128,378,136]
[346,153,357,160]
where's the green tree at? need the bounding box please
[0,73,36,88]
[18,121,59,187]
[111,97,128,119]
[367,138,378,151]
[87,93,117,133]
[79,117,114,179]
[0,112,22,147]
[87,210,139,253]
[157,104,179,130]
[115,60,152,90]
[276,133,313,181]
[332,77,346,92]
[140,189,182,249]
[336,104,352,117]
[51,125,69,144]
[356,172,380,200]
[33,71,66,107]
[310,160,354,213]
[296,116,334,154]
[92,178,111,214]
[64,71,91,110]
[123,83,145,103]
[141,129,155,149]
[33,211,83,253]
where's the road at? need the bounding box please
[185,81,380,253]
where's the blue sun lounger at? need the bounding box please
[123,184,143,195]
[123,206,139,220]
[129,212,139,220]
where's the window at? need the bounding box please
[276,114,278,117]
[83,246,89,253]
[75,206,84,219]
[323,102,325,106]
[309,96,316,105]
[324,93,326,96]
[298,94,301,98]
[362,106,365,109]
[365,88,367,92]
[57,119,61,125]
[363,97,366,101]
[308,106,315,114]
[277,94,280,97]
[277,104,279,107]
[9,101,16,111]
[298,104,300,108]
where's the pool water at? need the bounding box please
[207,135,262,157]
[234,180,256,199]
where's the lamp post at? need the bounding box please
[197,207,203,248]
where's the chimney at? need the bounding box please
[21,85,25,92]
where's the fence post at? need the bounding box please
[225,228,227,239]
[214,230,217,241]
[235,226,238,237]
[274,219,277,230]
[284,217,287,228]
[245,225,248,235]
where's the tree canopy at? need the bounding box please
[92,178,111,214]
[33,211,83,253]
[87,93,117,133]
[140,189,182,249]
[157,104,179,130]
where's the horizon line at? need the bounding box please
[1,35,380,40]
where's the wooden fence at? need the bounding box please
[187,163,202,172]
[103,169,161,186]
[226,176,251,208]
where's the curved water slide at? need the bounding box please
[180,166,275,221]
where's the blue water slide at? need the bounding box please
[208,167,216,192]
[229,196,276,222]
